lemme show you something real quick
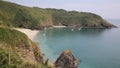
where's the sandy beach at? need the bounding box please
[15,28,39,40]
[53,26,66,28]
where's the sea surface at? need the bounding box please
[35,19,120,68]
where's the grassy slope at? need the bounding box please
[0,27,53,68]
[0,27,32,48]
[0,0,116,29]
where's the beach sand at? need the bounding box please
[15,28,39,40]
[53,26,66,28]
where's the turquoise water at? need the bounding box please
[35,20,120,68]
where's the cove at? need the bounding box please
[35,27,120,68]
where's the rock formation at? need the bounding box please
[54,50,79,68]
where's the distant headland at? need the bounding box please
[0,0,117,30]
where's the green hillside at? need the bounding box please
[0,27,53,68]
[0,0,116,29]
[0,1,53,29]
[46,9,116,28]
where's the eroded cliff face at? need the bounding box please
[15,41,43,64]
[0,27,43,65]
[54,50,79,68]
[32,42,43,63]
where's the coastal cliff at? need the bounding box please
[0,27,43,67]
[0,0,117,29]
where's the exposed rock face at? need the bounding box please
[32,44,43,63]
[54,50,79,68]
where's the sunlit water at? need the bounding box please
[35,20,120,68]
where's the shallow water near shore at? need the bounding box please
[34,20,120,68]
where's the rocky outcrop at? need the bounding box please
[54,50,79,68]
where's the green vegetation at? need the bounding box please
[0,47,22,68]
[46,9,116,28]
[0,0,116,29]
[0,1,52,29]
[0,27,53,68]
[0,27,32,48]
[46,9,102,25]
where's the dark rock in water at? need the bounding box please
[54,50,79,68]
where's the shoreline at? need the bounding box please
[53,26,66,28]
[15,28,55,64]
[14,28,39,41]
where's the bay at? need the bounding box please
[35,20,120,68]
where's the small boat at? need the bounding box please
[78,27,82,30]
[71,29,74,31]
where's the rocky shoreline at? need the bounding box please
[15,28,80,68]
